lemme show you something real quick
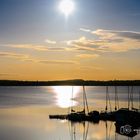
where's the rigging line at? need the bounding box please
[71,86,74,112]
[83,86,86,112]
[84,86,89,113]
[115,86,119,110]
[115,86,117,110]
[128,86,130,110]
[139,90,140,110]
[130,86,134,109]
[107,87,112,112]
[106,86,108,111]
[116,86,119,109]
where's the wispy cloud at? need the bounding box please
[77,54,99,58]
[0,51,78,65]
[92,29,140,41]
[38,60,78,65]
[45,39,56,44]
[80,28,91,33]
[67,36,100,51]
[0,52,29,60]
[68,28,140,52]
[7,44,48,51]
[0,73,20,76]
[0,51,39,63]
[1,44,67,52]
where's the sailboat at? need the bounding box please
[115,86,140,127]
[67,86,88,122]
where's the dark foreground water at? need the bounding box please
[0,86,140,140]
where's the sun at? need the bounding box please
[59,0,75,17]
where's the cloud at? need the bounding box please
[45,39,56,44]
[8,44,48,51]
[80,28,91,32]
[0,73,20,76]
[0,51,38,63]
[0,51,78,65]
[92,29,140,41]
[67,36,101,51]
[77,54,99,58]
[0,52,29,60]
[47,47,66,51]
[1,44,67,52]
[38,60,78,65]
[67,29,140,52]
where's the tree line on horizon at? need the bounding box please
[0,79,140,86]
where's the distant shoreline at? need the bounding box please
[0,79,140,86]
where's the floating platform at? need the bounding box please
[49,108,140,125]
[49,111,114,123]
[49,114,68,120]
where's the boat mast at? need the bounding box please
[130,86,134,110]
[83,86,86,113]
[105,86,108,112]
[83,86,89,113]
[115,86,119,110]
[71,86,74,113]
[105,86,112,112]
[128,86,130,110]
[139,91,140,110]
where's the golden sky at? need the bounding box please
[0,0,140,80]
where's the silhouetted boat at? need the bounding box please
[67,86,88,122]
[115,108,140,127]
[67,110,86,122]
[87,110,100,123]
[49,86,140,125]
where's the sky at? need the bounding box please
[0,0,140,80]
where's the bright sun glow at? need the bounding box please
[59,0,75,17]
[53,86,79,108]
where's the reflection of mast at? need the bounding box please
[69,122,76,140]
[105,121,113,140]
[69,121,89,140]
[106,121,108,140]
[82,122,89,140]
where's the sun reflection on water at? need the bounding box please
[52,86,80,108]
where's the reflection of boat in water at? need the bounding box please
[69,121,89,140]
[115,122,139,138]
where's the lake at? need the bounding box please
[0,86,140,140]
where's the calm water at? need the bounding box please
[0,86,140,140]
